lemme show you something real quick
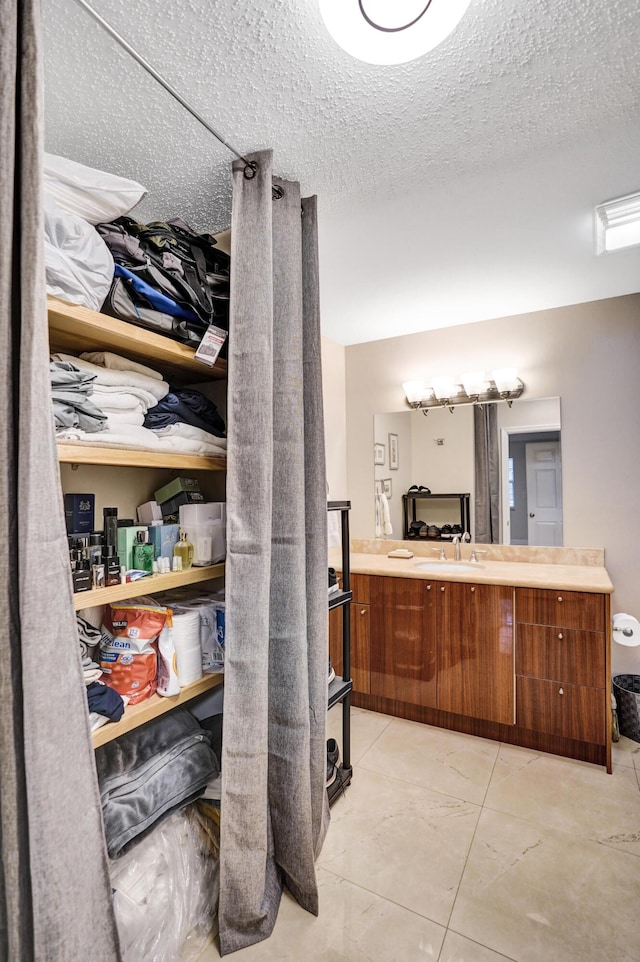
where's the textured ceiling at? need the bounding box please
[43,0,640,343]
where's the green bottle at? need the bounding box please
[132,529,155,572]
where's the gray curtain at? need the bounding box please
[474,404,500,543]
[0,3,121,960]
[218,150,329,955]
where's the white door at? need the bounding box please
[526,441,563,546]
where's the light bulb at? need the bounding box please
[431,376,455,401]
[402,380,426,404]
[492,368,519,393]
[461,371,486,397]
[318,0,472,66]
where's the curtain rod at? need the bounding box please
[70,0,284,194]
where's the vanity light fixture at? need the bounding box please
[402,370,524,415]
[318,0,472,65]
[595,190,640,253]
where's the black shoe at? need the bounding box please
[326,737,339,787]
[328,567,339,595]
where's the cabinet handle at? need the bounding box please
[557,596,563,602]
[441,586,445,592]
[558,632,563,640]
[360,609,366,615]
[559,687,564,695]
[470,586,475,593]
[426,584,432,591]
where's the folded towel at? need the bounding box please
[89,384,159,410]
[150,423,228,449]
[92,391,148,414]
[106,410,145,430]
[52,352,169,401]
[57,426,162,449]
[155,435,227,458]
[81,350,163,381]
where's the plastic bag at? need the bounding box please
[44,152,146,225]
[110,806,219,962]
[44,194,114,311]
[100,597,168,704]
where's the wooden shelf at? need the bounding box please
[47,296,226,383]
[58,442,226,471]
[73,563,225,610]
[92,673,224,748]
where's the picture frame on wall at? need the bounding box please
[382,478,392,498]
[389,433,399,470]
[374,442,385,465]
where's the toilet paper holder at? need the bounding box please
[612,612,640,647]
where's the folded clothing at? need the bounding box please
[52,352,169,402]
[144,388,225,438]
[87,681,125,721]
[95,708,219,858]
[149,422,228,449]
[50,360,107,433]
[81,350,163,381]
[106,410,145,430]
[58,426,163,450]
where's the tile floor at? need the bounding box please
[198,708,640,962]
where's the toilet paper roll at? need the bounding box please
[612,612,640,647]
[172,609,203,684]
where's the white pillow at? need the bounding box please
[43,153,146,225]
[44,195,114,312]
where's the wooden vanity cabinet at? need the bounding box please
[370,576,437,708]
[437,581,515,725]
[515,588,608,748]
[329,574,371,694]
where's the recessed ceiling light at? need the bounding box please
[318,0,471,65]
[595,190,640,254]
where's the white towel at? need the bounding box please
[52,352,169,401]
[92,391,148,414]
[150,423,228,449]
[80,350,163,381]
[155,434,227,458]
[57,426,162,449]
[380,492,393,536]
[106,410,145,430]
[375,495,382,538]
[89,384,159,410]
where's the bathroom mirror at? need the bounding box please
[373,397,562,546]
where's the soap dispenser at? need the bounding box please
[173,529,194,570]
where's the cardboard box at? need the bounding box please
[148,524,180,560]
[117,525,147,570]
[154,477,201,506]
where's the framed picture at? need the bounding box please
[374,443,385,465]
[382,478,392,498]
[389,433,399,470]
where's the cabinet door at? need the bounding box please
[438,582,514,725]
[328,603,371,694]
[370,576,436,707]
[516,676,606,744]
[516,623,605,688]
[515,588,605,632]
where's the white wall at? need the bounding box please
[343,294,640,675]
[321,335,347,500]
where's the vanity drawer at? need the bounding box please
[351,573,370,605]
[516,623,605,689]
[515,588,605,632]
[516,676,606,744]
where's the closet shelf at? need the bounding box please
[73,562,225,610]
[92,673,223,749]
[57,442,226,471]
[47,296,227,383]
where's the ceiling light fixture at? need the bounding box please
[318,0,472,65]
[595,190,640,254]
[402,370,524,415]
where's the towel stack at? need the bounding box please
[51,350,226,458]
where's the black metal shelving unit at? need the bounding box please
[402,491,471,541]
[327,500,352,805]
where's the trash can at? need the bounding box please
[612,675,640,743]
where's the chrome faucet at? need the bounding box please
[453,532,471,561]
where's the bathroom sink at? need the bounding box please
[414,561,484,572]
